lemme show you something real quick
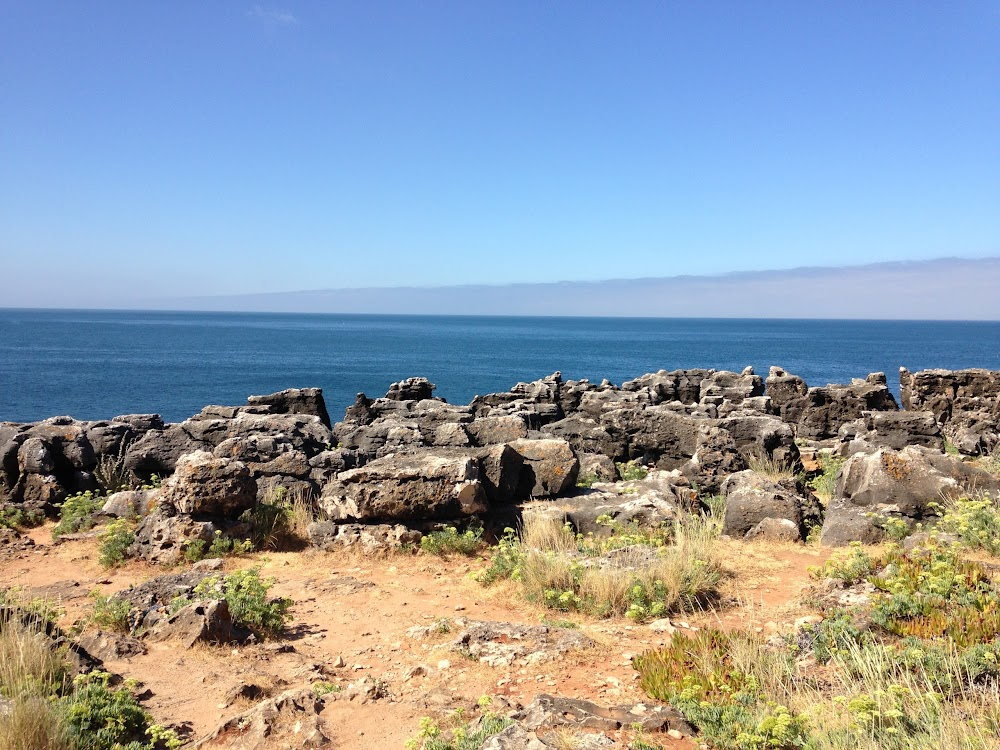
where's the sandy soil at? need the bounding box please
[1,525,828,749]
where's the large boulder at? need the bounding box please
[508,438,579,498]
[720,470,817,541]
[384,377,436,401]
[317,451,487,522]
[125,425,205,479]
[159,451,257,517]
[838,411,943,453]
[130,506,218,564]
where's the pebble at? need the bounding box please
[437,659,451,670]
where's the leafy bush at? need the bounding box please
[575,472,599,488]
[420,526,484,556]
[0,505,44,531]
[933,495,1000,555]
[52,491,103,539]
[616,460,648,482]
[810,542,878,584]
[90,593,131,634]
[194,568,292,638]
[405,705,513,750]
[97,519,134,568]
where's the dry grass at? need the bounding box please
[0,617,67,699]
[743,449,796,481]
[521,513,578,553]
[0,696,72,750]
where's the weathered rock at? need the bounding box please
[306,521,422,552]
[721,470,815,541]
[834,445,1000,519]
[129,506,218,564]
[467,415,529,446]
[76,630,147,660]
[246,388,332,429]
[515,693,693,734]
[101,490,152,518]
[683,424,746,495]
[769,370,899,438]
[159,451,257,517]
[819,498,888,547]
[838,411,943,453]
[745,517,802,542]
[146,599,246,648]
[577,452,619,483]
[700,367,765,406]
[450,620,594,667]
[125,425,205,479]
[385,377,436,401]
[318,452,486,522]
[194,689,329,749]
[508,438,579,498]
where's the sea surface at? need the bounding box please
[1,309,999,425]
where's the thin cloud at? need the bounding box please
[248,5,298,25]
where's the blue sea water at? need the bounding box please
[1,309,999,425]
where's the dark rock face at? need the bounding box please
[146,599,246,648]
[130,505,218,564]
[246,387,332,428]
[508,438,579,499]
[838,411,943,453]
[901,367,1000,455]
[384,377,436,401]
[767,368,899,439]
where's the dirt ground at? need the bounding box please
[1,525,829,749]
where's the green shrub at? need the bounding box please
[52,492,103,539]
[810,542,878,584]
[420,526,484,556]
[90,593,131,634]
[194,568,292,638]
[0,506,44,531]
[575,472,599,488]
[404,707,513,750]
[241,498,289,550]
[475,528,524,586]
[933,495,1000,555]
[616,460,648,482]
[807,454,844,504]
[97,519,134,568]
[93,443,133,494]
[208,531,253,558]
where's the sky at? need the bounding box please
[1,2,998,307]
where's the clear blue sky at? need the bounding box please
[1,2,997,306]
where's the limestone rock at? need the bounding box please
[160,451,257,517]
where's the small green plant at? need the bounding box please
[0,588,64,625]
[575,472,599,488]
[404,706,513,750]
[94,442,133,493]
[89,593,131,634]
[0,505,44,531]
[933,495,1000,555]
[97,519,135,568]
[943,436,960,456]
[807,453,845,504]
[420,526,484,556]
[194,568,292,638]
[241,497,290,550]
[207,531,253,558]
[809,542,878,584]
[616,459,649,482]
[52,491,103,539]
[475,528,524,586]
[311,680,341,697]
[182,539,207,562]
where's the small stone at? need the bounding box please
[437,659,451,670]
[667,729,684,740]
[333,656,346,668]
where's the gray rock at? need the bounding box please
[450,620,595,667]
[146,599,246,648]
[246,387,332,429]
[130,506,218,564]
[306,521,422,552]
[745,517,802,542]
[509,438,579,498]
[193,688,328,749]
[385,377,436,401]
[318,452,486,523]
[721,470,813,540]
[160,451,257,517]
[101,490,152,518]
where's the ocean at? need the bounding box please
[1,309,998,425]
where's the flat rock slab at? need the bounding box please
[451,619,595,667]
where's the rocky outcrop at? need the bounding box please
[838,411,943,453]
[160,451,258,517]
[767,369,899,438]
[721,470,819,542]
[819,445,1000,545]
[900,367,1000,455]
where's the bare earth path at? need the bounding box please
[1,525,827,749]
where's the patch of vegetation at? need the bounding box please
[193,567,292,638]
[744,450,795,482]
[52,491,103,539]
[637,537,1000,750]
[932,495,1000,555]
[807,453,845,503]
[477,509,722,621]
[809,541,878,584]
[420,526,484,556]
[311,680,341,697]
[575,472,599,489]
[615,459,649,482]
[0,596,180,750]
[89,593,131,634]
[0,505,45,531]
[0,587,65,625]
[93,443,133,494]
[405,699,513,750]
[182,531,253,562]
[97,519,135,568]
